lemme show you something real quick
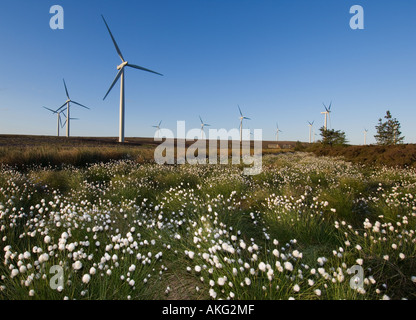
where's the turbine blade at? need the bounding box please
[71,101,90,110]
[103,68,123,100]
[159,120,162,127]
[199,116,203,124]
[59,115,63,127]
[127,63,163,76]
[238,105,243,117]
[101,15,125,62]
[63,79,70,99]
[43,107,57,113]
[56,102,68,113]
[244,117,251,120]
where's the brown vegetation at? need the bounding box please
[308,144,416,168]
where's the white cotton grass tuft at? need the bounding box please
[82,274,91,284]
[73,261,82,270]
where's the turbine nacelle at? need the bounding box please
[117,61,128,70]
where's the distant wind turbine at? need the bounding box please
[152,120,162,138]
[364,128,368,145]
[101,15,163,143]
[308,121,315,143]
[276,123,283,141]
[238,105,251,142]
[61,112,80,129]
[199,116,211,139]
[321,102,332,131]
[43,107,63,137]
[54,79,90,138]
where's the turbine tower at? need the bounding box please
[276,123,283,141]
[152,120,162,138]
[54,79,90,138]
[238,105,251,142]
[199,116,211,140]
[101,15,163,143]
[43,107,63,137]
[364,129,368,145]
[308,121,314,144]
[321,102,332,131]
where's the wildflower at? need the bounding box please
[217,277,226,286]
[244,278,251,286]
[195,266,202,273]
[73,261,82,270]
[284,262,293,272]
[82,274,91,284]
[259,262,266,272]
[209,289,217,299]
[356,259,363,266]
[314,289,321,296]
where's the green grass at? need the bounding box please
[1,152,416,300]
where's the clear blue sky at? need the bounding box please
[0,0,415,144]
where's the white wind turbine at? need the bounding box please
[364,128,368,145]
[101,15,163,143]
[238,105,251,142]
[43,107,64,137]
[321,102,332,131]
[308,121,315,143]
[276,123,283,141]
[199,116,211,140]
[152,120,162,138]
[61,112,80,129]
[54,79,90,138]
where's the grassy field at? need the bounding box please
[0,135,415,300]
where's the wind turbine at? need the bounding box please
[238,105,251,142]
[199,116,211,140]
[152,120,162,138]
[61,112,80,129]
[55,79,90,138]
[364,129,368,145]
[321,102,332,131]
[43,107,64,137]
[308,121,314,143]
[276,123,283,141]
[101,15,163,143]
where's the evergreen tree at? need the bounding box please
[319,127,348,146]
[374,111,404,145]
